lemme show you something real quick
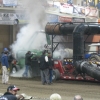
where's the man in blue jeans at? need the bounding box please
[22,51,33,77]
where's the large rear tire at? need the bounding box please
[52,69,60,81]
[88,55,100,61]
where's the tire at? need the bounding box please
[52,69,60,81]
[88,55,100,61]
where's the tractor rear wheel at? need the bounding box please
[52,69,60,81]
[89,55,100,61]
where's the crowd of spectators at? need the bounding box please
[0,86,83,100]
[82,0,100,9]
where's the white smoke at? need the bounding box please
[10,0,47,54]
[10,0,48,77]
[53,48,73,60]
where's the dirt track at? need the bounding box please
[0,75,100,100]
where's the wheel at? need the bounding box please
[88,55,100,61]
[52,69,60,81]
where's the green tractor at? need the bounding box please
[13,34,51,77]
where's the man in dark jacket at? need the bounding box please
[1,85,23,100]
[48,53,54,84]
[39,50,50,85]
[22,51,33,77]
[1,51,9,84]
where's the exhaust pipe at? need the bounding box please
[73,23,100,64]
[45,22,77,35]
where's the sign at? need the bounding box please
[0,12,27,25]
[73,18,85,23]
[85,17,98,22]
[85,7,98,18]
[58,16,72,22]
[59,3,73,14]
[3,0,17,6]
[46,14,58,22]
[0,21,15,25]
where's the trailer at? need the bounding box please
[12,22,100,82]
[45,22,100,82]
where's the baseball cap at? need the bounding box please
[7,85,20,91]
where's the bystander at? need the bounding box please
[39,50,50,85]
[73,95,83,100]
[22,51,33,77]
[1,51,9,84]
[50,93,62,100]
[0,85,24,100]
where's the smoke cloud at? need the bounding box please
[10,0,47,55]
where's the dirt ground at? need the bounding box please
[0,75,100,100]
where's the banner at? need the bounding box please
[59,3,73,14]
[58,16,72,22]
[3,0,17,6]
[85,7,98,18]
[72,18,85,23]
[85,17,98,22]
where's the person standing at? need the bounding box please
[1,51,9,84]
[22,51,33,77]
[50,93,62,100]
[11,59,18,73]
[48,53,54,84]
[39,50,50,85]
[74,95,83,100]
[96,1,100,9]
[62,58,68,71]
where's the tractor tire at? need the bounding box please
[52,69,60,81]
[88,55,100,61]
